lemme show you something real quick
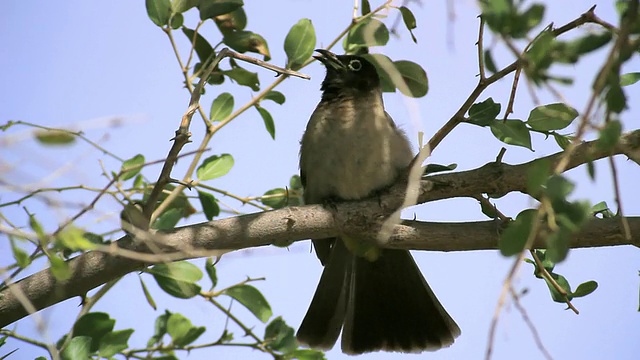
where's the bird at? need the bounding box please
[296,49,461,355]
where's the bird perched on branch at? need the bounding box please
[296,49,460,355]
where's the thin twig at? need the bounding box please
[529,250,579,314]
[509,287,554,360]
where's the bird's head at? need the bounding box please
[314,49,380,98]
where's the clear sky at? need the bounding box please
[1,1,639,359]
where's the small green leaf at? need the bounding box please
[34,129,76,145]
[50,255,71,280]
[148,261,203,299]
[606,82,627,113]
[393,60,429,98]
[210,92,234,121]
[484,49,497,73]
[214,7,247,34]
[545,175,574,201]
[61,336,92,360]
[527,103,578,131]
[265,317,296,353]
[288,349,326,360]
[399,6,417,43]
[198,0,244,19]
[263,91,286,104]
[344,18,389,51]
[526,158,551,197]
[572,280,598,298]
[197,154,234,181]
[167,313,206,346]
[98,329,134,358]
[170,13,184,29]
[361,53,396,92]
[621,72,640,86]
[151,208,183,230]
[205,257,218,289]
[468,98,501,126]
[148,311,170,347]
[198,191,220,220]
[182,28,214,63]
[284,19,316,69]
[146,0,171,26]
[171,0,198,13]
[256,106,276,139]
[224,284,272,322]
[139,275,157,310]
[597,120,622,151]
[223,67,260,91]
[56,226,97,252]
[10,238,31,268]
[120,154,145,181]
[526,29,554,66]
[361,0,371,15]
[73,312,115,352]
[261,188,287,209]
[223,30,270,60]
[544,272,572,302]
[490,119,532,150]
[553,132,571,150]
[591,201,615,218]
[499,209,538,256]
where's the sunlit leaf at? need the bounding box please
[284,19,316,69]
[256,106,275,139]
[224,284,272,323]
[210,92,234,121]
[148,261,202,299]
[146,0,171,26]
[490,119,532,150]
[197,154,234,181]
[120,154,145,181]
[199,0,244,19]
[527,103,578,131]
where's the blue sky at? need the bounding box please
[2,1,640,359]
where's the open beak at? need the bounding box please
[313,49,345,71]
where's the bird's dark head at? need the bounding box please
[314,49,380,99]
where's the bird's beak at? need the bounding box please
[313,49,345,71]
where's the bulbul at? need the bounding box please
[296,49,461,355]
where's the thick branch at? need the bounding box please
[1,130,639,328]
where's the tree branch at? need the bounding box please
[1,129,639,328]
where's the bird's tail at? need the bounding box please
[296,240,461,354]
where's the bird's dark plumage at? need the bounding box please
[297,50,460,355]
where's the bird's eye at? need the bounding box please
[348,59,362,71]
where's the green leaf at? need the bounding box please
[146,0,171,26]
[210,92,234,121]
[288,349,327,360]
[224,284,272,322]
[606,82,627,113]
[56,226,97,252]
[399,6,417,43]
[73,312,115,352]
[34,129,76,145]
[214,7,247,34]
[170,13,184,29]
[597,120,622,151]
[223,67,260,91]
[50,255,71,280]
[61,336,92,360]
[361,0,371,15]
[148,261,203,299]
[484,49,497,73]
[526,158,551,197]
[557,32,612,63]
[468,98,501,126]
[197,154,234,181]
[527,103,578,131]
[263,90,285,104]
[490,120,532,150]
[572,280,598,298]
[290,175,303,190]
[514,4,545,38]
[256,106,276,139]
[182,28,214,63]
[545,175,574,201]
[592,201,615,218]
[264,317,296,353]
[499,209,537,256]
[423,163,457,175]
[223,30,270,60]
[167,313,206,346]
[526,29,554,66]
[344,18,389,51]
[148,311,170,347]
[198,0,244,19]
[139,275,158,310]
[198,191,220,220]
[10,238,31,268]
[98,329,134,358]
[284,19,316,70]
[171,0,198,13]
[205,257,218,289]
[261,188,287,209]
[393,60,429,98]
[544,272,572,302]
[151,207,183,230]
[120,154,145,181]
[361,53,396,92]
[553,132,571,150]
[621,72,640,86]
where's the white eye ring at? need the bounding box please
[348,59,362,71]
